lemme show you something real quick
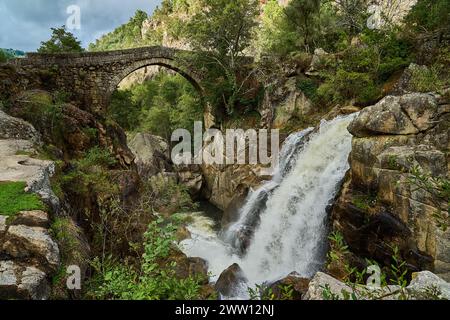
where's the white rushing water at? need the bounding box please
[180,114,357,298]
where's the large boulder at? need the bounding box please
[272,78,314,128]
[407,271,450,300]
[348,93,438,137]
[202,162,267,211]
[0,208,60,300]
[303,272,353,300]
[304,271,450,300]
[175,164,204,199]
[215,263,248,298]
[268,272,310,300]
[0,109,42,145]
[0,260,50,300]
[2,225,60,273]
[128,133,171,179]
[9,210,49,229]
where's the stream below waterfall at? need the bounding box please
[180,114,357,299]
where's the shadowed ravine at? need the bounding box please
[180,114,358,298]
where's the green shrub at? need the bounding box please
[86,218,203,300]
[0,181,45,216]
[58,147,118,198]
[50,216,90,299]
[352,194,377,211]
[108,90,140,131]
[405,0,450,33]
[318,69,381,105]
[407,165,449,231]
[78,147,117,168]
[147,177,198,215]
[0,50,9,63]
[409,65,445,93]
[297,78,318,102]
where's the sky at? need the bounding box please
[0,0,162,52]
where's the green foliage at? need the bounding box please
[77,147,117,168]
[407,165,450,231]
[318,69,381,105]
[50,216,89,298]
[184,0,258,57]
[387,155,401,170]
[284,0,321,53]
[0,50,9,63]
[51,217,85,263]
[327,231,349,262]
[248,283,295,300]
[17,91,71,147]
[87,218,203,300]
[109,72,203,138]
[405,0,450,33]
[89,10,159,51]
[389,245,408,288]
[331,0,368,36]
[147,177,198,214]
[321,284,357,300]
[297,78,318,102]
[38,26,84,53]
[0,48,25,61]
[352,194,377,211]
[59,147,118,199]
[255,0,299,56]
[409,65,446,93]
[315,26,415,106]
[182,0,259,114]
[0,181,45,216]
[108,90,141,131]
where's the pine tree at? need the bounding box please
[38,26,84,53]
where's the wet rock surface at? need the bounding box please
[215,263,248,297]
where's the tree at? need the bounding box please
[0,50,9,63]
[284,0,322,52]
[38,26,84,53]
[255,0,298,56]
[405,0,450,34]
[330,0,367,36]
[182,0,260,114]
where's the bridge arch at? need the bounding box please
[107,57,204,104]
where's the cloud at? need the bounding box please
[0,0,161,51]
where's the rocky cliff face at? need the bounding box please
[367,0,417,29]
[331,91,450,280]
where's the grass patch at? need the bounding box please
[0,181,45,216]
[352,194,377,211]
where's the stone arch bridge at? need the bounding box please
[14,46,204,115]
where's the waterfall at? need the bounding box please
[221,128,314,254]
[180,114,357,298]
